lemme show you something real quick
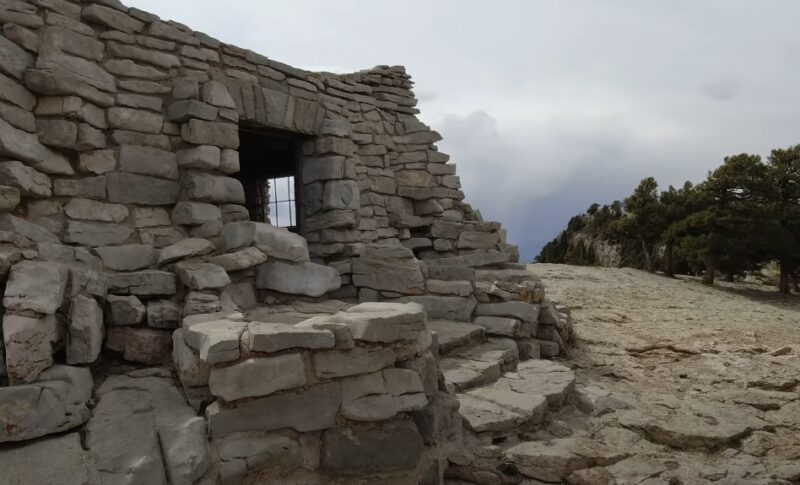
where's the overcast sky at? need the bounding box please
[129,0,800,260]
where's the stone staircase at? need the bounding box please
[429,319,579,484]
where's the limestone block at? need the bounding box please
[395,295,477,322]
[64,220,132,246]
[106,41,180,69]
[3,261,68,314]
[67,294,104,364]
[0,185,20,211]
[123,327,171,364]
[119,144,179,179]
[0,117,73,175]
[184,291,221,316]
[166,100,217,122]
[176,262,231,290]
[147,300,180,329]
[107,172,180,205]
[0,365,92,442]
[116,92,163,111]
[426,279,473,297]
[248,322,335,353]
[217,433,302,481]
[457,231,500,250]
[222,221,309,262]
[35,96,107,129]
[208,247,266,272]
[0,433,93,484]
[474,316,523,338]
[295,316,355,350]
[139,226,186,248]
[0,32,34,80]
[158,417,210,485]
[105,294,146,326]
[320,419,424,475]
[105,270,177,296]
[133,207,171,227]
[220,149,240,174]
[76,123,106,150]
[2,314,60,384]
[25,68,115,108]
[302,156,346,183]
[190,220,222,239]
[255,260,340,297]
[206,383,341,438]
[352,244,426,295]
[209,354,307,401]
[36,118,78,148]
[221,204,250,223]
[313,347,395,379]
[181,119,239,148]
[64,198,128,223]
[476,301,540,323]
[0,71,35,110]
[171,201,221,226]
[202,80,236,108]
[108,107,164,134]
[424,257,475,281]
[322,180,360,210]
[184,319,247,364]
[76,149,116,174]
[82,4,144,33]
[173,328,210,387]
[176,145,221,170]
[158,238,215,265]
[95,244,157,271]
[0,160,52,197]
[463,250,510,268]
[53,176,106,199]
[181,172,245,204]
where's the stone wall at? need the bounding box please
[0,0,571,482]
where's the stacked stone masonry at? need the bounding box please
[0,1,574,483]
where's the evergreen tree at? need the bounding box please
[765,145,800,294]
[613,177,665,272]
[659,181,697,277]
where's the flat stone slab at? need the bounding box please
[493,359,576,409]
[441,338,519,391]
[427,319,484,355]
[0,432,95,485]
[503,437,628,482]
[458,387,547,434]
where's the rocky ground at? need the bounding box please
[522,264,800,484]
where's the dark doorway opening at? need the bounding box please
[237,126,306,233]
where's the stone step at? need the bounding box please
[455,360,576,438]
[427,319,485,355]
[441,337,519,392]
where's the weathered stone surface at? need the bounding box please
[340,368,427,422]
[119,144,179,179]
[181,119,239,148]
[0,366,93,442]
[320,419,424,475]
[323,179,360,210]
[0,185,20,211]
[108,107,164,133]
[208,247,267,272]
[64,220,132,246]
[331,302,426,343]
[158,238,215,265]
[166,99,217,122]
[107,172,180,205]
[2,314,60,384]
[396,295,477,322]
[0,71,36,110]
[209,354,307,401]
[474,316,523,338]
[220,149,240,174]
[171,201,221,225]
[133,207,171,227]
[147,300,180,329]
[67,294,104,364]
[0,32,34,80]
[25,67,115,107]
[248,322,335,353]
[202,80,236,108]
[123,327,172,364]
[476,301,540,323]
[427,279,473,296]
[184,291,221,316]
[106,270,176,296]
[36,118,78,148]
[139,226,186,248]
[3,261,68,314]
[303,156,347,183]
[503,437,628,483]
[53,176,106,199]
[176,144,221,170]
[106,294,146,326]
[86,372,208,485]
[176,262,231,290]
[0,160,52,197]
[313,347,396,379]
[173,328,209,387]
[0,213,58,243]
[255,260,341,297]
[35,95,107,128]
[82,4,144,33]
[181,172,245,204]
[107,41,181,69]
[352,243,426,294]
[222,221,309,261]
[95,243,157,271]
[206,382,341,438]
[64,197,128,223]
[184,319,247,364]
[0,432,93,483]
[0,117,73,175]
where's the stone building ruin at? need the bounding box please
[0,1,574,484]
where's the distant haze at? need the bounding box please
[130,0,800,260]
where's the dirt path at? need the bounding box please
[526,264,800,484]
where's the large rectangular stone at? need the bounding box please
[119,145,178,180]
[105,270,177,296]
[181,173,244,204]
[180,119,238,148]
[106,173,180,205]
[206,383,341,438]
[63,220,131,246]
[313,347,395,379]
[108,107,163,134]
[209,354,307,401]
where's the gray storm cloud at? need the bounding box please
[129,0,800,259]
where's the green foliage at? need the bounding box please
[536,144,800,292]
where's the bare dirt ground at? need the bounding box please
[526,264,800,484]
